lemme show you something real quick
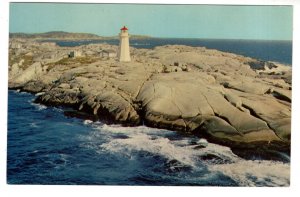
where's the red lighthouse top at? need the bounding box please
[121,26,128,31]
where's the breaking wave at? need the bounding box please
[31,102,47,110]
[79,122,290,186]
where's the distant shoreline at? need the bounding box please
[20,35,292,65]
[9,31,292,42]
[9,31,152,40]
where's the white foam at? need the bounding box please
[19,91,30,95]
[30,122,39,128]
[31,102,47,110]
[83,120,93,125]
[209,160,290,186]
[53,107,63,113]
[99,124,173,136]
[35,92,45,96]
[82,123,290,186]
[100,133,198,167]
[98,124,239,168]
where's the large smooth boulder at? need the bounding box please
[11,62,44,85]
[137,72,284,146]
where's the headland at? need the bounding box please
[8,34,292,158]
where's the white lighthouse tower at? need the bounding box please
[118,26,131,62]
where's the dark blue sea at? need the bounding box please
[52,38,292,65]
[7,90,290,186]
[7,39,292,186]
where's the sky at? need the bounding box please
[9,3,293,40]
[2,1,300,195]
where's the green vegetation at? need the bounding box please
[9,52,33,70]
[55,57,99,65]
[46,56,100,71]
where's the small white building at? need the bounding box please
[69,50,82,58]
[100,49,117,58]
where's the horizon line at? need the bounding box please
[9,31,293,42]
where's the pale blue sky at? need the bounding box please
[9,3,293,40]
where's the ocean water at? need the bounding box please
[7,90,290,186]
[52,38,292,65]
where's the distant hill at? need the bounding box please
[9,31,152,40]
[9,31,102,39]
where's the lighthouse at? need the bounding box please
[118,26,131,62]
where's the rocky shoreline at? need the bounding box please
[8,38,292,159]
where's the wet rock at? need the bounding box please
[199,153,233,164]
[22,81,48,93]
[164,159,192,173]
[192,138,209,149]
[248,60,267,70]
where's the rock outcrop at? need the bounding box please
[136,72,287,149]
[8,38,292,155]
